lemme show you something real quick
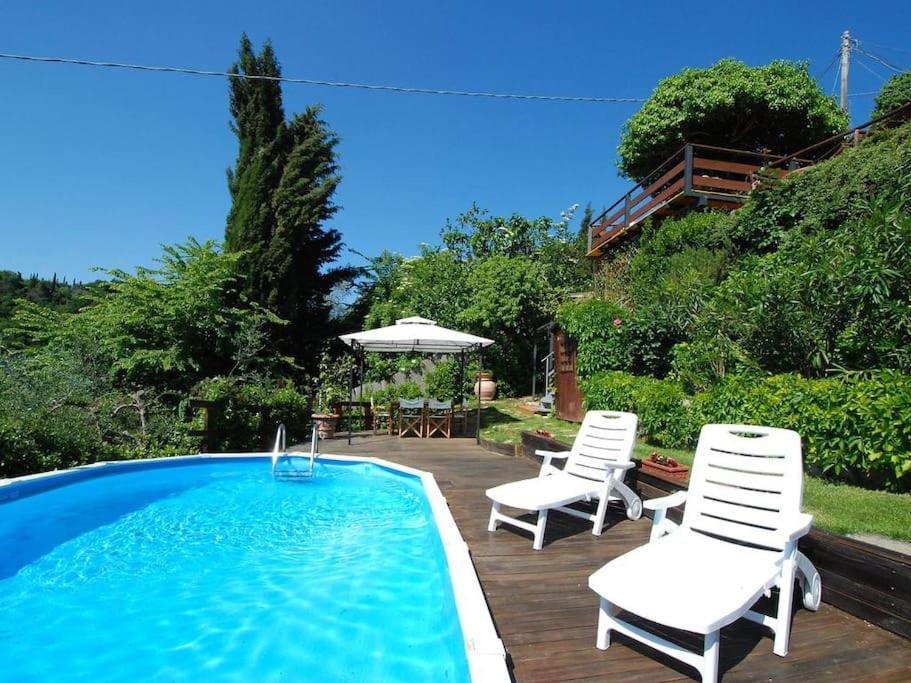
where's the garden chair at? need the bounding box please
[486,411,643,550]
[451,403,470,436]
[426,399,452,438]
[371,396,393,435]
[398,398,425,438]
[588,424,823,682]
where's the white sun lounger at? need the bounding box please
[588,424,822,682]
[486,411,643,550]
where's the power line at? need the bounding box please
[853,52,887,81]
[815,51,840,81]
[853,44,906,73]
[864,40,911,56]
[830,57,842,96]
[0,51,646,104]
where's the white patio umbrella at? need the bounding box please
[338,317,494,443]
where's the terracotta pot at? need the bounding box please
[312,414,338,440]
[474,372,497,401]
[641,458,689,482]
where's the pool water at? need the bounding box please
[0,459,470,682]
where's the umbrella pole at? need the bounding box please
[358,349,365,432]
[348,346,355,445]
[476,347,483,444]
[458,350,465,433]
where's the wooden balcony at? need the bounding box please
[587,144,800,256]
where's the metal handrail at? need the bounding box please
[272,422,319,478]
[271,422,287,473]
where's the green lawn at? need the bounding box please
[480,398,911,542]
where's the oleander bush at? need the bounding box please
[714,119,911,255]
[694,198,911,377]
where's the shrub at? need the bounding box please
[694,372,911,491]
[635,211,729,258]
[366,381,423,405]
[580,369,911,492]
[556,299,687,380]
[424,358,478,402]
[555,299,630,380]
[670,336,760,393]
[618,59,846,181]
[0,348,199,478]
[593,239,637,305]
[581,372,695,448]
[717,120,911,254]
[622,313,685,378]
[871,72,911,126]
[694,199,911,376]
[193,376,311,452]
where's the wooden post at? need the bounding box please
[475,348,483,444]
[683,144,694,194]
[459,350,466,434]
[186,398,221,453]
[347,348,354,445]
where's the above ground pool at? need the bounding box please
[0,456,483,682]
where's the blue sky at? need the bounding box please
[1,1,908,282]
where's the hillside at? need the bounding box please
[561,119,911,492]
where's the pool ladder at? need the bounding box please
[271,423,319,478]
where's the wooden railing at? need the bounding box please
[185,398,222,452]
[587,144,799,255]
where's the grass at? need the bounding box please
[479,398,581,444]
[480,398,911,542]
[803,478,911,541]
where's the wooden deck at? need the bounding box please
[307,435,911,682]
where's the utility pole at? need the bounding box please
[840,30,851,114]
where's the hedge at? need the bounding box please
[581,370,911,492]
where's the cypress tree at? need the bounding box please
[224,35,352,375]
[266,107,353,361]
[577,202,594,246]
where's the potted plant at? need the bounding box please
[641,451,689,481]
[311,386,338,440]
[312,350,350,440]
[474,369,497,401]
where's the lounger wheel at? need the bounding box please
[795,551,822,611]
[801,571,822,611]
[626,497,643,521]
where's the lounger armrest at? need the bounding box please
[782,513,813,541]
[535,449,570,459]
[601,461,636,471]
[536,450,571,476]
[642,490,688,511]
